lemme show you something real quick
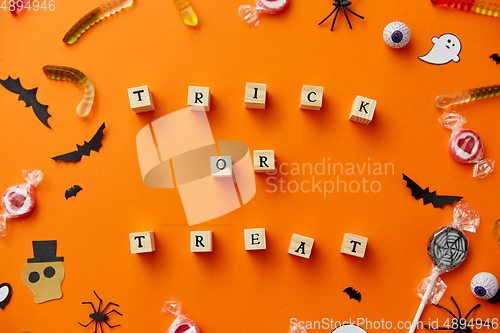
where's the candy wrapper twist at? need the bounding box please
[408,202,479,333]
[439,111,494,178]
[162,298,201,333]
[0,170,43,238]
[238,0,289,27]
[289,325,308,333]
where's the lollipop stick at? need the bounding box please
[409,273,439,333]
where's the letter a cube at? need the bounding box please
[288,234,314,259]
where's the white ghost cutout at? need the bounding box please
[419,33,462,65]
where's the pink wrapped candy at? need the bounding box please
[0,170,43,237]
[449,129,483,163]
[239,0,289,26]
[162,299,201,333]
[256,0,289,14]
[439,111,494,178]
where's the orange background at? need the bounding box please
[1,1,500,332]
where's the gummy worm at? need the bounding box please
[43,66,95,117]
[431,0,500,17]
[173,0,198,26]
[434,85,500,109]
[63,0,134,44]
[435,84,500,108]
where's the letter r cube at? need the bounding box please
[253,150,275,173]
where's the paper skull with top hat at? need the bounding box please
[22,240,65,304]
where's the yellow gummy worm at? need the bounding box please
[43,65,95,117]
[63,0,134,44]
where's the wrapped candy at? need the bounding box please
[289,325,308,333]
[0,170,43,238]
[408,202,479,333]
[439,111,494,178]
[162,299,201,333]
[238,0,289,27]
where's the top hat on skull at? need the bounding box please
[22,240,65,304]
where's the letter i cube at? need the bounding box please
[349,95,376,125]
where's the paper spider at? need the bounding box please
[319,1,364,31]
[78,291,123,333]
[424,297,492,333]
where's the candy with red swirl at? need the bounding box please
[239,0,289,26]
[256,0,289,14]
[439,111,494,178]
[448,129,484,164]
[162,298,201,333]
[0,170,43,237]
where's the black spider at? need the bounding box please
[78,291,123,333]
[319,1,364,31]
[424,297,492,333]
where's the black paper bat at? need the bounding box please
[343,287,361,302]
[0,76,51,128]
[52,122,105,162]
[0,283,12,310]
[490,53,500,65]
[65,185,83,199]
[403,174,462,209]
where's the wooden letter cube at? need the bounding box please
[340,233,368,258]
[211,156,232,177]
[188,86,211,111]
[245,83,267,109]
[129,231,155,253]
[300,85,324,110]
[288,234,314,259]
[253,150,275,173]
[349,95,377,125]
[244,228,266,250]
[191,231,213,252]
[128,85,155,113]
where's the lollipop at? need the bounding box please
[408,202,479,333]
[162,298,201,333]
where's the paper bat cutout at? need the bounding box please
[402,173,462,209]
[65,185,83,199]
[490,53,500,65]
[0,76,51,128]
[52,123,105,162]
[0,283,12,309]
[343,287,361,302]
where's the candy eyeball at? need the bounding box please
[383,21,411,48]
[470,272,499,300]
